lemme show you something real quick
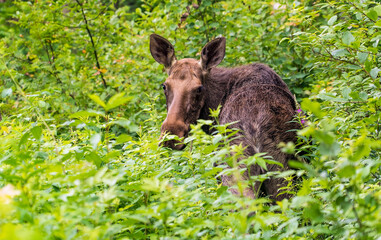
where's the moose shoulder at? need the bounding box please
[150,34,300,200]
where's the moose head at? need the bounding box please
[150,34,226,150]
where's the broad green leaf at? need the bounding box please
[90,133,101,149]
[327,15,337,25]
[18,132,30,149]
[349,91,359,100]
[69,110,105,118]
[357,52,368,64]
[367,9,378,21]
[301,98,325,118]
[331,49,349,57]
[303,201,324,223]
[359,92,368,101]
[375,5,381,16]
[30,126,42,140]
[373,39,379,48]
[212,134,223,145]
[350,134,371,161]
[255,157,267,171]
[1,88,12,98]
[85,151,102,168]
[370,67,380,79]
[342,31,355,45]
[288,160,306,170]
[112,119,139,132]
[105,92,132,111]
[341,87,351,99]
[337,163,356,178]
[365,59,372,72]
[115,134,132,144]
[89,94,106,108]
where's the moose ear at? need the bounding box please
[150,34,177,72]
[200,37,226,71]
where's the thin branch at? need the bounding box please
[75,0,107,88]
[44,39,62,84]
[55,22,82,29]
[346,47,377,82]
[347,1,376,23]
[87,6,107,22]
[47,40,56,63]
[312,48,358,66]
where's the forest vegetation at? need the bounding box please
[1,0,381,239]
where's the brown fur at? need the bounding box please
[150,34,299,200]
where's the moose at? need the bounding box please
[149,34,299,201]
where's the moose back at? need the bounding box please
[149,34,299,200]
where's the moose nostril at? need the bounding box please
[159,122,189,150]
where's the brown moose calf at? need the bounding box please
[150,34,299,201]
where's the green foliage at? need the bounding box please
[1,0,381,239]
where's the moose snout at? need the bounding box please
[160,120,189,150]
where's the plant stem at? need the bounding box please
[75,0,107,88]
[1,58,60,157]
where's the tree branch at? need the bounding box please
[41,39,62,84]
[75,0,107,88]
[347,1,376,23]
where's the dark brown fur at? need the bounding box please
[150,34,299,201]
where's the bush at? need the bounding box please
[1,0,381,239]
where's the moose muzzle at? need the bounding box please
[160,119,188,150]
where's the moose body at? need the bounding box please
[150,34,299,200]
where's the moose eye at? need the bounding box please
[161,84,166,91]
[196,86,204,94]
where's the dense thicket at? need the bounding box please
[1,1,381,239]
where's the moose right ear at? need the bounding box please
[200,37,226,71]
[150,34,176,72]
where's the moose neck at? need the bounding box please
[199,67,232,120]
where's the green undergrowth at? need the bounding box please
[1,0,381,239]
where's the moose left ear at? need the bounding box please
[200,37,226,71]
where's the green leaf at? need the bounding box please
[112,119,139,132]
[359,92,368,101]
[303,201,324,223]
[367,9,378,21]
[337,163,356,178]
[349,91,359,100]
[357,52,368,64]
[30,126,42,140]
[115,134,132,144]
[169,24,177,31]
[105,92,132,111]
[212,134,223,145]
[327,15,337,25]
[89,94,106,108]
[253,156,267,170]
[331,49,349,57]
[1,88,12,98]
[375,5,381,16]
[288,160,306,170]
[90,133,101,149]
[69,110,105,119]
[370,67,380,79]
[341,87,351,99]
[301,98,325,118]
[85,151,103,168]
[319,141,340,157]
[19,132,30,149]
[217,185,228,197]
[342,31,355,45]
[365,59,372,72]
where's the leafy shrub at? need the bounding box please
[1,0,381,239]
